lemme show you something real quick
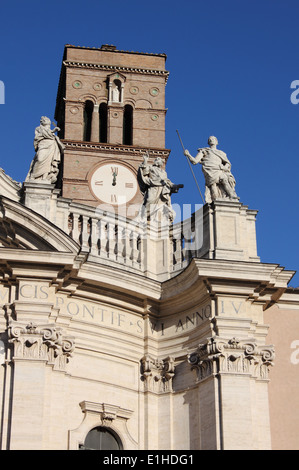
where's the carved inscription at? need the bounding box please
[149,305,211,337]
[219,299,245,316]
[15,282,212,337]
[0,286,9,303]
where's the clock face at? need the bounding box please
[90,162,138,205]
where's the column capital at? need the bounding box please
[8,320,75,371]
[141,355,175,393]
[188,336,275,382]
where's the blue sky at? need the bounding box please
[0,0,298,285]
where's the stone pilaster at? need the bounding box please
[7,320,74,450]
[141,354,175,450]
[188,336,275,450]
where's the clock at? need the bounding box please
[89,162,138,205]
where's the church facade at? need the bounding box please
[0,44,298,451]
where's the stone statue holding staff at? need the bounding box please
[184,136,238,203]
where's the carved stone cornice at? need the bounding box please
[141,355,175,393]
[63,60,169,82]
[62,140,171,158]
[188,336,275,382]
[8,321,75,370]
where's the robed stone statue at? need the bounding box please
[184,136,238,203]
[137,154,183,221]
[26,116,65,184]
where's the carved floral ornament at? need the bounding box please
[188,336,275,382]
[8,321,75,370]
[141,355,175,393]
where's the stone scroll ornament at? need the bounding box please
[26,116,65,184]
[8,321,75,370]
[141,355,175,393]
[188,336,275,382]
[184,136,238,203]
[137,153,183,222]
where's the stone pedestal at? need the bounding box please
[23,181,60,221]
[142,219,173,281]
[190,200,260,262]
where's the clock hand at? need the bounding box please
[111,166,118,186]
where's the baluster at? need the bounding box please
[175,236,183,268]
[116,224,125,262]
[90,217,99,256]
[107,222,116,260]
[181,236,187,267]
[81,216,90,251]
[124,228,132,265]
[71,213,80,244]
[131,231,139,268]
[98,219,107,258]
[67,213,73,237]
[136,235,143,268]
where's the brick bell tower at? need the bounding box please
[54,44,170,217]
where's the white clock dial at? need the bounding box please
[90,162,138,205]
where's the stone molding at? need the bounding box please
[69,401,136,450]
[141,355,175,393]
[188,336,275,382]
[8,320,75,370]
[63,60,169,81]
[79,401,133,426]
[63,140,170,158]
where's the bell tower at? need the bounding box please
[55,44,170,217]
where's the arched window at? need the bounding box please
[80,426,123,450]
[123,105,133,145]
[99,103,108,143]
[83,100,94,141]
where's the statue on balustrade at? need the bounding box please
[26,116,65,184]
[137,154,183,222]
[184,136,238,203]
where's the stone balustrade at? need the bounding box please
[22,181,259,281]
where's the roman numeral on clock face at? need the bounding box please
[111,194,117,203]
[125,182,134,188]
[95,181,103,186]
[111,167,118,175]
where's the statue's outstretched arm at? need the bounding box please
[184,149,204,165]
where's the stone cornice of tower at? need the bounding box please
[62,140,171,159]
[62,60,170,82]
[64,43,167,59]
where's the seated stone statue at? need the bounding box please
[137,154,183,221]
[26,116,65,184]
[184,136,238,203]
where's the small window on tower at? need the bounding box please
[99,103,108,143]
[83,100,94,141]
[123,105,133,145]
